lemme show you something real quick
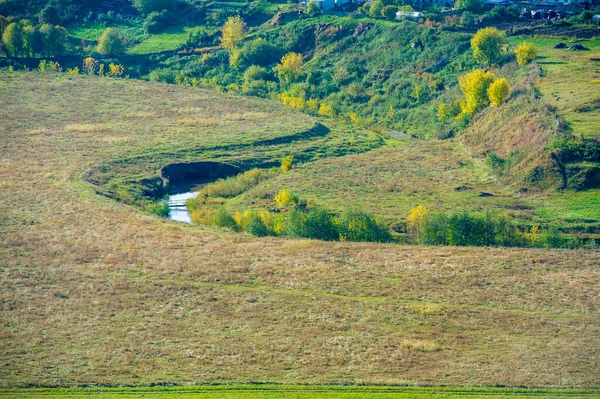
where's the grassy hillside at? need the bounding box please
[36,13,595,194]
[463,37,600,191]
[513,37,600,141]
[149,16,476,139]
[1,72,600,389]
[228,139,600,236]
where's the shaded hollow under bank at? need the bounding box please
[160,162,241,223]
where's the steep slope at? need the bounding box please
[460,63,563,189]
[462,36,600,190]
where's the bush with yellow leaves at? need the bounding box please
[281,156,293,172]
[514,42,537,66]
[274,188,297,208]
[487,78,510,107]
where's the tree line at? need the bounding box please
[0,16,68,57]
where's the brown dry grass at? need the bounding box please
[0,72,599,388]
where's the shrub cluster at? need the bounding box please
[407,206,585,249]
[144,10,171,33]
[211,205,392,243]
[552,138,600,162]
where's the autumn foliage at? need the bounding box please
[487,78,510,107]
[220,16,246,53]
[514,42,537,66]
[470,27,506,67]
[458,69,496,116]
[275,52,303,84]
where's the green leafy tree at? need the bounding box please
[3,22,24,57]
[471,27,506,67]
[213,208,239,232]
[132,0,173,14]
[39,5,61,25]
[382,5,399,20]
[39,24,68,57]
[244,212,270,237]
[487,78,510,106]
[455,0,481,11]
[244,65,269,82]
[239,38,281,67]
[302,208,339,241]
[514,42,537,66]
[460,11,475,27]
[369,0,385,18]
[35,24,69,57]
[337,210,391,243]
[458,69,496,115]
[22,25,35,56]
[220,16,246,54]
[143,10,170,33]
[437,101,461,121]
[0,16,10,37]
[307,0,321,16]
[38,23,53,56]
[96,28,126,56]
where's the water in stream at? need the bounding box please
[167,179,214,224]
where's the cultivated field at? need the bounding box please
[1,72,599,389]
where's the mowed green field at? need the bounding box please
[68,23,195,55]
[2,385,599,398]
[1,72,600,391]
[127,27,193,55]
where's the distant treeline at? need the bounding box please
[0,17,69,57]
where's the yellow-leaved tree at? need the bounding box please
[514,42,537,66]
[406,205,429,237]
[281,156,293,172]
[471,27,506,67]
[220,16,246,54]
[274,188,297,208]
[275,52,303,85]
[318,103,335,117]
[487,78,510,107]
[458,69,496,116]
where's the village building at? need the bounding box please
[396,10,426,18]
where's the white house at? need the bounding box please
[396,10,425,18]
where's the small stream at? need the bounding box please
[167,178,215,224]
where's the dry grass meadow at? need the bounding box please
[0,72,599,388]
